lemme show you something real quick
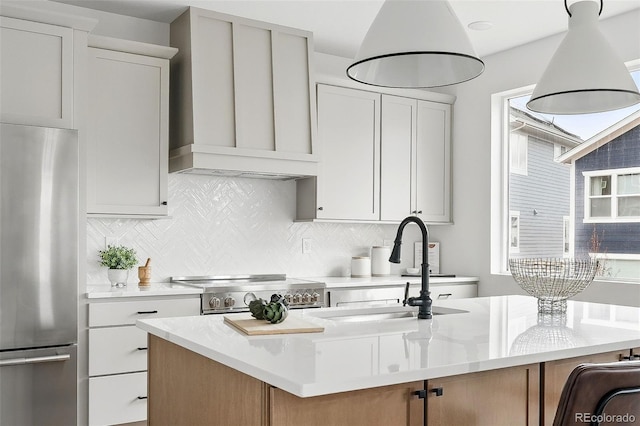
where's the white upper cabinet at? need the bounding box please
[0,5,96,129]
[0,17,72,128]
[169,7,317,177]
[416,100,451,223]
[380,95,415,221]
[300,84,380,221]
[298,86,451,224]
[381,95,452,223]
[86,36,176,217]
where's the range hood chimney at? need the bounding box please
[168,8,318,180]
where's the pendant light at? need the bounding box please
[527,0,640,115]
[346,0,484,88]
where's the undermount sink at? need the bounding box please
[309,306,468,323]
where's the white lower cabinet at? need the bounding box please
[88,297,200,426]
[89,372,147,426]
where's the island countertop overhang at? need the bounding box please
[136,295,640,398]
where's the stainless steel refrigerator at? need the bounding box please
[0,123,78,425]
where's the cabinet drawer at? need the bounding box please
[89,297,200,326]
[89,326,148,376]
[89,372,147,426]
[431,283,478,300]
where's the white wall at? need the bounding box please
[430,9,640,306]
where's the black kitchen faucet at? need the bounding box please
[389,216,433,319]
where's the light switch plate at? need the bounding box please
[302,238,312,254]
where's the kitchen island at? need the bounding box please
[137,295,640,425]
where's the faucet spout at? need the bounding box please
[389,216,432,319]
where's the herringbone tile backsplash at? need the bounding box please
[87,174,412,284]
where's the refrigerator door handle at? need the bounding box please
[0,354,71,367]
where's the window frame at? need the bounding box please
[583,167,640,223]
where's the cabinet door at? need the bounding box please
[89,372,147,426]
[87,48,169,216]
[427,364,539,426]
[0,17,72,128]
[316,85,380,220]
[381,95,415,221]
[270,381,424,426]
[416,101,451,223]
[541,349,630,426]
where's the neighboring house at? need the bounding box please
[508,106,582,258]
[558,111,640,280]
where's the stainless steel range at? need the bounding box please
[171,274,326,315]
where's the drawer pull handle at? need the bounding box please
[137,396,148,400]
[137,310,158,314]
[137,347,148,351]
[431,387,444,397]
[437,293,452,299]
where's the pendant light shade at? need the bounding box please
[527,0,640,115]
[346,0,484,88]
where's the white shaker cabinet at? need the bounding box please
[0,17,72,128]
[381,95,452,223]
[297,86,451,223]
[0,8,97,129]
[88,296,200,426]
[86,36,176,217]
[297,84,380,221]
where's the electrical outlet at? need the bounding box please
[383,239,394,247]
[105,237,117,248]
[302,238,312,254]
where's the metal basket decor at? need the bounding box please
[508,258,599,313]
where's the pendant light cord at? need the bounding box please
[565,0,602,17]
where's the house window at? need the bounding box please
[584,168,640,222]
[490,67,640,276]
[510,211,520,253]
[563,216,570,256]
[510,133,528,175]
[554,144,568,158]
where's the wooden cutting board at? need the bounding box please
[224,313,324,336]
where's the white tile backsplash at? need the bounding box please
[87,174,414,284]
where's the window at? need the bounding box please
[491,67,640,280]
[584,168,640,221]
[510,211,520,253]
[563,216,570,256]
[554,144,568,158]
[510,133,528,175]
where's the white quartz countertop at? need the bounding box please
[137,295,640,398]
[86,282,202,299]
[86,275,478,298]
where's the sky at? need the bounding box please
[510,71,640,141]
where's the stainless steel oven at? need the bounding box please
[171,274,326,315]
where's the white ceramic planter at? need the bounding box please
[107,269,129,288]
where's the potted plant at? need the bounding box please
[99,245,138,287]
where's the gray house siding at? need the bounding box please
[510,134,571,258]
[574,124,640,257]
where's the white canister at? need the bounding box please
[351,256,371,278]
[371,246,391,276]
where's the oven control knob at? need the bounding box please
[311,292,320,303]
[293,293,303,304]
[302,293,312,304]
[224,297,236,308]
[209,297,221,309]
[284,294,293,305]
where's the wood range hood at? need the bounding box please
[168,7,318,180]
